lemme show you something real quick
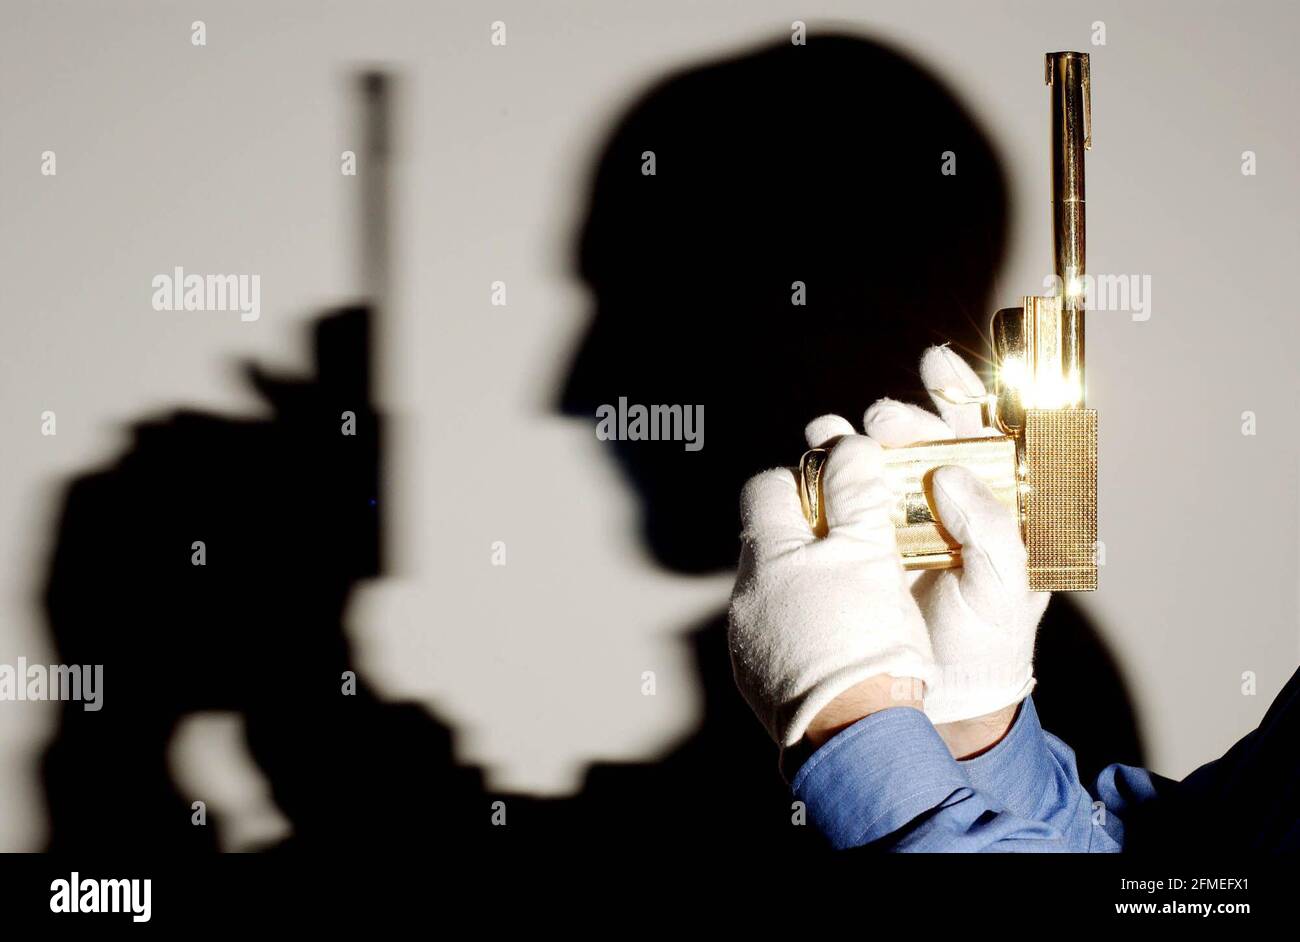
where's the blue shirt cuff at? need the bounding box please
[957,697,1066,820]
[790,706,971,850]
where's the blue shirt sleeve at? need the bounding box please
[791,697,1139,852]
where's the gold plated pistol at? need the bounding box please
[798,51,1098,592]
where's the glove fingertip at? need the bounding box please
[804,414,856,449]
[931,465,1028,593]
[931,463,982,493]
[920,344,987,398]
[739,468,804,528]
[823,433,884,480]
[864,398,954,446]
[929,465,1003,540]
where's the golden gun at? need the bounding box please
[798,51,1098,592]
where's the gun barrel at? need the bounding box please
[360,72,391,309]
[1045,51,1090,403]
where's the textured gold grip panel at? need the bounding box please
[1023,409,1098,591]
[799,436,1019,571]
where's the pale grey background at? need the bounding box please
[1,0,1296,849]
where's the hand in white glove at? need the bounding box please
[727,435,936,748]
[860,345,1049,726]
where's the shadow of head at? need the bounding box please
[559,33,1009,573]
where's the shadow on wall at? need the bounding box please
[42,307,480,851]
[38,33,1142,856]
[557,33,1144,787]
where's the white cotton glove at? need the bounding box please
[861,345,1050,725]
[727,435,936,748]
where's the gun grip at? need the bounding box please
[1023,408,1098,591]
[798,436,1020,572]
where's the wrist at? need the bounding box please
[804,674,923,748]
[934,701,1020,759]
